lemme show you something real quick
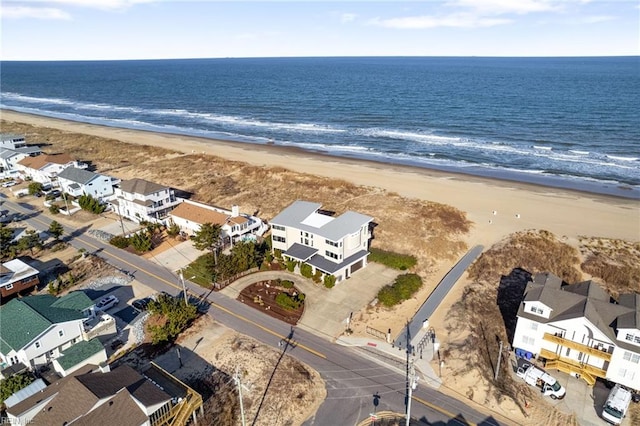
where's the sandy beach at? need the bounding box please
[2,109,638,246]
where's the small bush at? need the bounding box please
[286,259,297,272]
[109,235,130,249]
[275,292,303,311]
[312,269,322,283]
[130,231,153,252]
[323,275,336,289]
[369,248,417,270]
[28,182,43,195]
[300,263,313,278]
[78,194,106,214]
[377,273,423,307]
[49,204,60,214]
[281,280,294,289]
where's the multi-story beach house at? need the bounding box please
[169,199,267,244]
[5,363,202,426]
[270,200,373,282]
[0,259,40,299]
[0,293,99,371]
[57,167,115,200]
[513,272,640,391]
[0,133,27,150]
[112,178,180,224]
[15,153,87,186]
[0,146,42,173]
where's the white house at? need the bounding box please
[112,178,180,224]
[0,133,26,150]
[270,200,373,282]
[169,199,267,244]
[57,167,115,200]
[0,293,97,371]
[513,272,640,391]
[0,146,42,173]
[15,153,87,186]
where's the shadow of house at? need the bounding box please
[497,268,532,344]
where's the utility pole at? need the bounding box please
[494,340,504,381]
[180,269,188,307]
[116,202,126,236]
[234,367,247,426]
[406,358,417,426]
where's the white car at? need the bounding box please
[95,295,119,311]
[1,181,17,188]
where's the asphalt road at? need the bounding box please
[394,245,485,350]
[3,196,506,426]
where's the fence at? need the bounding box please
[213,267,260,290]
[365,326,387,341]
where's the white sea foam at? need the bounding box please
[533,145,552,150]
[606,154,638,162]
[569,150,589,155]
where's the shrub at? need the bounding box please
[49,204,60,214]
[146,293,198,345]
[312,269,322,283]
[28,182,43,195]
[109,235,130,249]
[78,194,106,214]
[281,280,294,289]
[166,220,180,237]
[286,259,297,272]
[369,248,417,270]
[300,263,313,278]
[275,292,304,311]
[274,248,282,260]
[1,372,34,405]
[130,231,153,252]
[323,275,336,289]
[377,273,423,307]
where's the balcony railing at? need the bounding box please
[540,348,607,379]
[543,333,612,361]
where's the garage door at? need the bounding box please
[350,259,364,274]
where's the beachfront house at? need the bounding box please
[513,272,640,392]
[0,259,40,299]
[0,146,42,174]
[5,364,202,426]
[15,153,87,186]
[0,293,99,371]
[270,200,373,282]
[57,167,115,200]
[169,199,268,245]
[0,133,27,150]
[112,178,180,224]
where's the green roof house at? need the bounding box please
[0,292,99,372]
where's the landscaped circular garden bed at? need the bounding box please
[238,279,305,325]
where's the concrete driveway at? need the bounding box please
[220,262,399,340]
[96,212,141,236]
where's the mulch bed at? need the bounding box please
[238,280,304,325]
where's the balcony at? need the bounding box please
[543,333,612,361]
[540,347,607,386]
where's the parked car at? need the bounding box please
[1,181,17,188]
[48,189,62,198]
[95,295,119,311]
[132,297,152,312]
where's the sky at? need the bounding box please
[1,0,638,60]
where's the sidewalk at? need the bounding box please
[337,328,443,390]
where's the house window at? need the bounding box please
[521,335,535,346]
[5,283,13,290]
[529,305,543,315]
[622,351,639,363]
[530,322,538,331]
[625,334,634,342]
[635,336,640,344]
[325,251,339,260]
[273,236,286,243]
[618,368,627,378]
[58,330,64,338]
[273,225,285,231]
[35,341,41,349]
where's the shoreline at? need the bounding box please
[2,108,639,201]
[2,109,638,244]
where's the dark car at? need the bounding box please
[132,297,152,312]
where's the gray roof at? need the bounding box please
[119,178,168,195]
[518,272,640,351]
[283,243,318,262]
[307,249,369,274]
[0,133,25,140]
[270,200,373,241]
[57,166,100,185]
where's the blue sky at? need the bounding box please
[1,1,638,60]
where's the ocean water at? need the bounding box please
[1,57,639,198]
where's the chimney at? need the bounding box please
[231,205,239,217]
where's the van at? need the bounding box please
[602,384,632,425]
[516,362,566,399]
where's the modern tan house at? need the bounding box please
[169,199,267,244]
